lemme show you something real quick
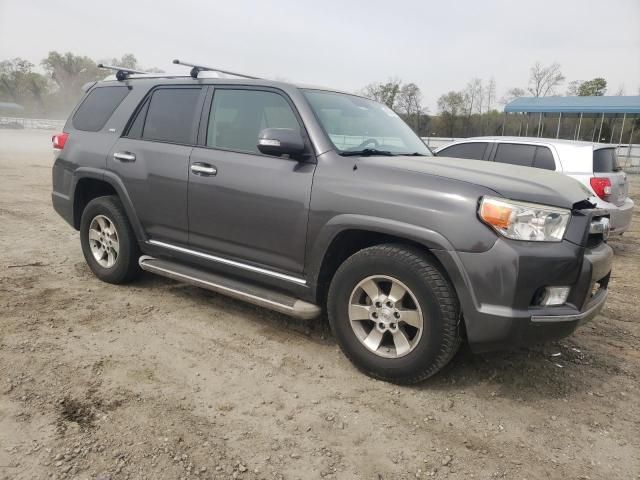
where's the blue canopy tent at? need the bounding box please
[503,96,640,143]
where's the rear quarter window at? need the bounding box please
[533,146,556,170]
[593,148,619,172]
[72,86,130,131]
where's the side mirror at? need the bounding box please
[257,128,305,157]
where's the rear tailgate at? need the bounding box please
[593,147,628,206]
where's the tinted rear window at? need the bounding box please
[438,142,487,160]
[494,143,537,167]
[72,86,130,131]
[142,88,202,144]
[593,148,619,172]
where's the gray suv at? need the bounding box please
[51,65,613,384]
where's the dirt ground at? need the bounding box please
[1,128,639,480]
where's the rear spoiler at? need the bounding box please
[81,81,96,93]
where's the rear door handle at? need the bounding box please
[190,162,217,176]
[113,151,136,162]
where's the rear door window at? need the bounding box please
[141,88,203,144]
[533,146,556,170]
[494,143,537,167]
[72,86,130,131]
[438,142,488,160]
[593,148,619,172]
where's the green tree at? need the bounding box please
[41,51,102,103]
[361,79,402,109]
[437,91,465,137]
[577,77,607,96]
[0,58,50,112]
[0,58,34,102]
[100,53,140,70]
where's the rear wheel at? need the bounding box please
[327,244,461,384]
[80,195,141,284]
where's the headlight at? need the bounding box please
[479,196,571,242]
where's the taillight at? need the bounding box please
[590,177,612,201]
[52,132,69,151]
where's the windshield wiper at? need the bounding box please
[339,148,395,157]
[402,152,428,156]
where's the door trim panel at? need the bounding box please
[147,239,307,285]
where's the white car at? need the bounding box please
[434,137,633,235]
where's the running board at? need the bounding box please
[138,256,321,320]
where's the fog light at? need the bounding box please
[540,286,570,306]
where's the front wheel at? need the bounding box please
[79,195,141,284]
[327,244,461,384]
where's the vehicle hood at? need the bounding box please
[370,155,595,209]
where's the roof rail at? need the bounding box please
[172,59,260,80]
[98,64,147,81]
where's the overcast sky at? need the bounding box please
[1,0,638,110]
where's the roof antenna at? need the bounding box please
[172,59,259,80]
[98,64,147,81]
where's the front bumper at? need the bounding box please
[531,288,607,323]
[434,237,613,353]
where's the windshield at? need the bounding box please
[303,89,432,156]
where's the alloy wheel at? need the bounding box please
[348,275,424,358]
[88,215,119,268]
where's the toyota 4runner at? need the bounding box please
[51,63,613,384]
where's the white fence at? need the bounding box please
[0,116,65,130]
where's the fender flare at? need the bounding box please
[305,214,479,330]
[306,213,456,282]
[71,168,147,244]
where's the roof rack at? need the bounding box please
[172,59,260,80]
[98,64,148,81]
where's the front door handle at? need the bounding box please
[191,162,217,176]
[113,151,136,162]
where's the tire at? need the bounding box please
[79,195,141,284]
[327,244,461,384]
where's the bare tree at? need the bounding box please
[566,80,581,96]
[485,78,496,112]
[462,79,483,134]
[527,62,565,97]
[500,87,526,105]
[397,83,423,131]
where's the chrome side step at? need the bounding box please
[138,256,321,320]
